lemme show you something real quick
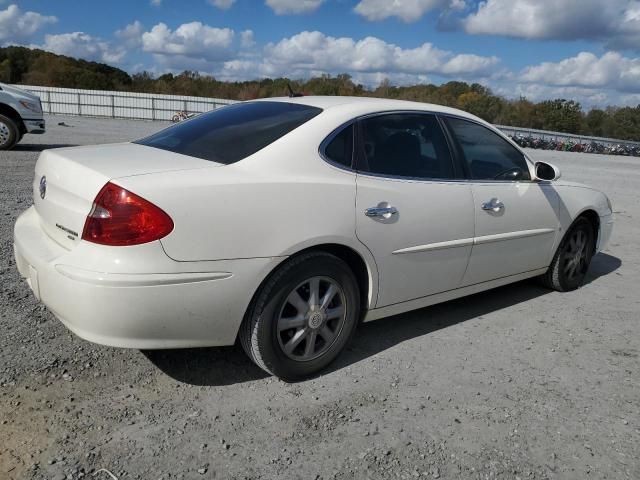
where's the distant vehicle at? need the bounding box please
[171,110,195,123]
[0,83,46,150]
[13,97,614,380]
[510,133,640,157]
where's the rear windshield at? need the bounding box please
[136,101,322,164]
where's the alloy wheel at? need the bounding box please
[277,276,347,361]
[0,121,10,146]
[562,228,589,281]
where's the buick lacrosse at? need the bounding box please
[14,97,614,379]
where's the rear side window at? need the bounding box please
[136,101,322,164]
[322,124,354,168]
[445,117,531,181]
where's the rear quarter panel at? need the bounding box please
[115,110,369,262]
[121,164,359,261]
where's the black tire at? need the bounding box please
[240,252,360,381]
[0,114,19,150]
[540,217,596,292]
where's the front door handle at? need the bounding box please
[481,198,505,213]
[365,205,398,219]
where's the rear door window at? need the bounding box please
[357,113,456,179]
[136,101,322,164]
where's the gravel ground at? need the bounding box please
[1,116,638,480]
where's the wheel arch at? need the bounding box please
[292,243,375,317]
[554,207,600,259]
[0,103,25,134]
[239,241,378,343]
[575,208,600,254]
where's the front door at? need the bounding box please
[442,116,560,286]
[354,113,475,308]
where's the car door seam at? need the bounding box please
[354,171,381,309]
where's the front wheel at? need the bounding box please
[540,217,595,291]
[0,114,19,150]
[240,252,360,381]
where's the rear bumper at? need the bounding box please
[23,118,46,134]
[13,206,282,349]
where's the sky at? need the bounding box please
[2,0,640,108]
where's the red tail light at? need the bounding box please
[82,182,174,246]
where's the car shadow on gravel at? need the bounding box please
[583,252,622,286]
[330,252,621,375]
[12,143,78,152]
[144,253,621,386]
[143,345,270,386]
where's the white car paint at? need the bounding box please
[13,96,614,349]
[461,181,560,286]
[355,175,475,307]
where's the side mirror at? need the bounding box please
[535,161,561,181]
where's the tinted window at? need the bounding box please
[136,101,322,164]
[446,117,531,181]
[358,114,455,179]
[323,124,354,168]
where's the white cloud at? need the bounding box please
[141,22,235,62]
[150,0,162,5]
[41,32,126,64]
[520,52,640,93]
[265,0,324,15]
[354,0,464,22]
[463,0,640,50]
[0,4,56,42]
[161,30,499,85]
[439,53,499,75]
[492,82,627,108]
[240,30,255,48]
[208,0,236,9]
[115,21,144,49]
[261,31,499,77]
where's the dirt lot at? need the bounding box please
[1,116,638,480]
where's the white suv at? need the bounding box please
[0,83,46,150]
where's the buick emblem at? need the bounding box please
[39,176,47,199]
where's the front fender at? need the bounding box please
[552,183,612,254]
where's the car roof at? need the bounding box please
[255,95,483,122]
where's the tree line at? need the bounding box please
[1,46,638,141]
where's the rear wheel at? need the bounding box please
[0,114,19,150]
[240,252,360,381]
[540,217,595,291]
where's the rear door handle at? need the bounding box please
[365,206,398,219]
[481,199,505,212]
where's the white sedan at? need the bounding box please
[14,97,614,380]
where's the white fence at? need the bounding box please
[11,84,640,146]
[13,85,237,122]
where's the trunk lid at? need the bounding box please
[33,143,217,249]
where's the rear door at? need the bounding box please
[354,112,474,308]
[442,116,561,286]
